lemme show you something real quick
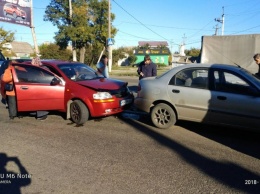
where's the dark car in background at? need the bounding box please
[135,63,260,130]
[6,60,134,124]
[0,51,6,68]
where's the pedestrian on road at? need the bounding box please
[137,54,157,80]
[96,54,109,78]
[1,60,17,119]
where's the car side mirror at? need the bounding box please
[51,77,61,86]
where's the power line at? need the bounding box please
[112,0,171,42]
[112,0,215,48]
[229,24,260,35]
[114,21,214,32]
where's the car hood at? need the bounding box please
[77,78,128,91]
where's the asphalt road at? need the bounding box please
[0,76,259,194]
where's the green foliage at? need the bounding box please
[184,47,201,57]
[111,47,136,66]
[44,0,90,48]
[112,47,130,65]
[156,44,166,49]
[139,43,150,49]
[0,27,15,50]
[168,55,172,65]
[127,55,137,65]
[157,63,167,68]
[2,50,16,58]
[39,43,72,60]
[44,0,117,64]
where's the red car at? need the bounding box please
[3,3,26,19]
[4,60,134,124]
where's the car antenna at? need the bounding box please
[234,62,241,68]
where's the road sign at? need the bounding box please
[107,38,113,46]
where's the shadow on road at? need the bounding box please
[178,121,260,160]
[0,153,31,194]
[118,114,260,193]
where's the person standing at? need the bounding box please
[0,60,9,107]
[253,53,260,77]
[96,54,109,78]
[137,55,157,80]
[1,61,17,119]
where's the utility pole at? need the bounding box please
[182,33,186,45]
[30,0,39,54]
[213,24,220,35]
[108,0,112,72]
[215,6,225,35]
[179,34,186,56]
[170,39,174,55]
[69,0,77,61]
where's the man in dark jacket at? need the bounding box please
[253,53,260,77]
[137,55,157,80]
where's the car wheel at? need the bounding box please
[151,103,176,129]
[70,100,89,125]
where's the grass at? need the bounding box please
[110,66,171,76]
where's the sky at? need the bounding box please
[1,0,260,53]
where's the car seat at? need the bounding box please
[63,68,76,79]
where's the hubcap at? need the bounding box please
[155,108,170,126]
[71,104,80,121]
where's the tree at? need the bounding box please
[0,27,15,58]
[111,47,136,66]
[127,55,137,65]
[112,47,129,66]
[85,0,117,66]
[44,0,117,64]
[0,27,15,50]
[184,47,201,57]
[38,43,72,60]
[139,43,150,49]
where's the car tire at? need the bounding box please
[151,103,176,129]
[70,100,89,125]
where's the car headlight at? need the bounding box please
[93,92,115,103]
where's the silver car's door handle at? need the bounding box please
[20,86,29,90]
[172,89,180,93]
[217,96,227,100]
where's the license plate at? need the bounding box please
[120,99,132,106]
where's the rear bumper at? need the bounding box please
[134,97,153,113]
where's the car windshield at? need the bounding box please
[58,63,104,81]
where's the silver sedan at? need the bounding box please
[134,63,260,129]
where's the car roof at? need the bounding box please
[156,63,245,79]
[172,63,242,72]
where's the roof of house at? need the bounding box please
[138,41,169,47]
[11,41,34,54]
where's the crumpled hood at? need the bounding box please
[77,78,128,91]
